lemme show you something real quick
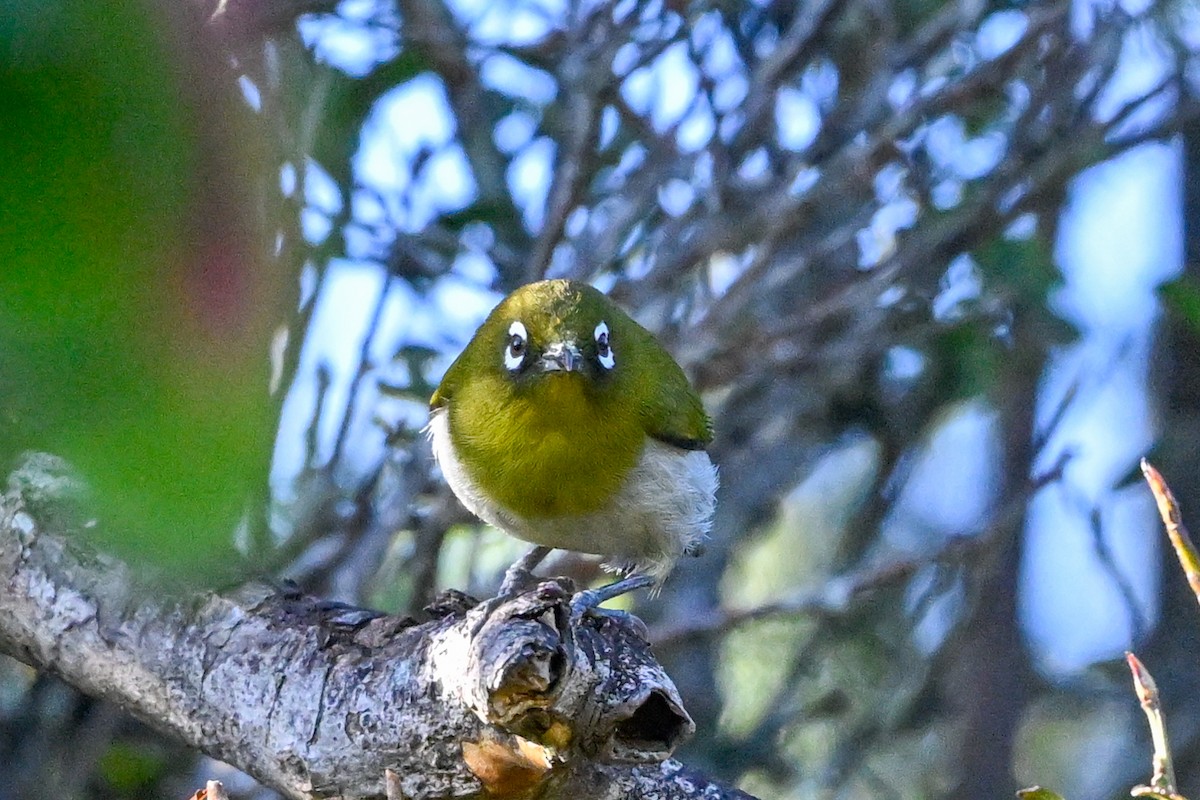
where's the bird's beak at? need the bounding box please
[539,342,581,373]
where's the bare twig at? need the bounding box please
[1126,652,1187,800]
[1074,495,1150,645]
[329,272,393,467]
[523,9,611,282]
[397,0,526,289]
[1141,459,1200,608]
[728,0,850,154]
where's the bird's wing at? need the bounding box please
[640,346,712,452]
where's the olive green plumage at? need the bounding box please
[428,279,718,580]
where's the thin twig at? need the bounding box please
[525,64,603,281]
[329,272,394,467]
[1065,491,1150,645]
[1141,459,1200,609]
[728,0,850,154]
[1032,378,1080,456]
[1126,652,1186,800]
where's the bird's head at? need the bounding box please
[434,280,636,414]
[487,280,619,385]
[431,279,711,458]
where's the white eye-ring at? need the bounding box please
[505,320,528,372]
[594,321,614,370]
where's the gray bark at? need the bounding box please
[0,453,755,800]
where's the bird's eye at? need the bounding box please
[505,321,528,372]
[594,321,614,370]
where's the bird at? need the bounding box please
[427,279,717,602]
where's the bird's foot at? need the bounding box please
[569,573,654,625]
[498,545,553,597]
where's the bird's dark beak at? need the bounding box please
[539,342,581,373]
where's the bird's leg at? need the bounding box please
[465,546,557,639]
[498,545,553,596]
[569,573,654,620]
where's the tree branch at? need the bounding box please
[0,453,755,800]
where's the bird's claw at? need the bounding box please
[568,573,654,625]
[498,565,535,597]
[499,545,552,596]
[496,550,654,631]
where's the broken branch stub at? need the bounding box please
[429,580,694,768]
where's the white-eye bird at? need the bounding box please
[428,279,717,596]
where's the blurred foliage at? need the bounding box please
[1019,788,1069,800]
[98,741,169,798]
[0,0,278,571]
[1159,275,1200,333]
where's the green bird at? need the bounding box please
[428,279,717,596]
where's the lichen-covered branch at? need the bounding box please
[0,454,755,800]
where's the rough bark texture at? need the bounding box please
[0,453,755,800]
